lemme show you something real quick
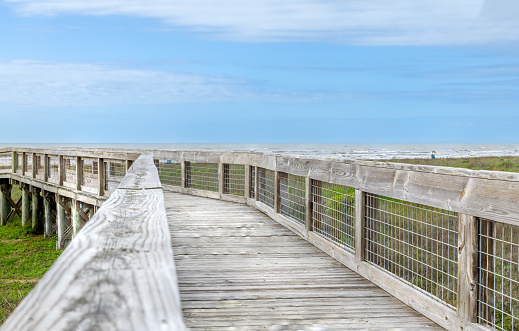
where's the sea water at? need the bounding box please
[1,143,518,160]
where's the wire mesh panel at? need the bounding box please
[258,168,275,208]
[63,157,76,185]
[250,166,256,199]
[25,154,33,176]
[156,160,182,187]
[365,193,458,307]
[105,160,126,192]
[47,156,59,184]
[312,181,355,251]
[223,164,245,196]
[81,158,99,188]
[0,152,12,172]
[279,172,306,224]
[478,219,519,331]
[16,154,22,174]
[186,162,219,192]
[35,154,45,179]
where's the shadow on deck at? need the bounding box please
[165,192,442,330]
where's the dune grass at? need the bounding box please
[384,156,519,173]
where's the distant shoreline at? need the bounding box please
[383,156,519,173]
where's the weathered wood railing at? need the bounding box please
[1,153,186,330]
[1,147,519,330]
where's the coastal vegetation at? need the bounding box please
[385,156,519,173]
[0,187,62,324]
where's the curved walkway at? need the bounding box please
[165,192,442,330]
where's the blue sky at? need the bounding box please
[1,0,518,143]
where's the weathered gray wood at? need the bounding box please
[458,214,478,323]
[75,156,81,190]
[21,185,30,226]
[274,170,280,213]
[304,177,311,234]
[254,166,259,201]
[118,152,161,189]
[56,195,66,250]
[244,164,251,199]
[31,187,39,230]
[98,157,104,196]
[166,192,441,330]
[354,189,366,262]
[218,162,224,194]
[71,200,82,237]
[2,154,186,331]
[0,183,9,225]
[44,193,53,237]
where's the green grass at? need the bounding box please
[0,213,62,324]
[384,156,519,173]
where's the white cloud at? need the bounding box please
[5,0,519,45]
[0,60,246,107]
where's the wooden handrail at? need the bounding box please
[1,153,186,331]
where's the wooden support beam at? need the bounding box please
[218,163,225,195]
[244,165,251,199]
[0,183,10,226]
[72,200,83,237]
[32,152,36,179]
[355,189,366,262]
[254,166,259,201]
[5,196,22,224]
[274,171,280,213]
[21,185,31,226]
[43,154,48,182]
[44,192,53,237]
[58,155,64,186]
[98,157,105,196]
[12,151,16,173]
[76,156,82,191]
[181,161,187,188]
[56,195,66,250]
[457,214,478,323]
[31,187,40,230]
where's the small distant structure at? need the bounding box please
[431,151,436,159]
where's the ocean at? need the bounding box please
[1,143,518,160]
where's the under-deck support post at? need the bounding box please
[0,183,10,225]
[56,195,66,249]
[72,200,83,237]
[457,214,478,323]
[44,192,53,237]
[21,184,30,226]
[355,189,366,262]
[32,187,41,230]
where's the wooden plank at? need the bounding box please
[117,153,161,189]
[354,189,366,262]
[2,155,186,331]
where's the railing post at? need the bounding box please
[126,159,132,172]
[32,153,36,179]
[181,161,187,189]
[304,177,312,235]
[98,158,105,196]
[12,151,16,173]
[76,156,82,190]
[355,189,366,262]
[244,165,251,198]
[457,214,478,323]
[43,154,48,182]
[58,155,64,186]
[218,163,225,195]
[254,166,259,201]
[22,152,26,174]
[274,171,280,213]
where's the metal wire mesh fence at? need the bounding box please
[223,164,245,196]
[156,160,182,187]
[0,152,12,171]
[365,193,458,307]
[258,168,275,208]
[186,162,219,192]
[81,158,99,188]
[250,166,255,199]
[279,172,306,224]
[35,154,45,179]
[312,181,355,251]
[104,160,126,192]
[478,219,519,331]
[47,156,59,184]
[25,154,33,175]
[63,157,76,185]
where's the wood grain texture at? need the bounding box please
[118,153,161,189]
[166,192,441,330]
[457,214,478,322]
[1,154,186,331]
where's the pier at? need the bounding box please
[1,147,518,330]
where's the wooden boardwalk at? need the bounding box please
[165,192,443,330]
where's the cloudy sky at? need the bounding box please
[1,0,518,143]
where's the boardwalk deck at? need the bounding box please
[165,192,443,330]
